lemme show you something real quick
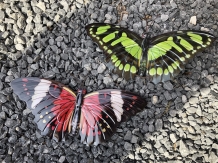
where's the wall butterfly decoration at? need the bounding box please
[86,23,215,84]
[11,77,146,146]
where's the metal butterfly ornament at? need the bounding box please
[11,77,146,146]
[86,23,215,84]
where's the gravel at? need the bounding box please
[0,0,217,162]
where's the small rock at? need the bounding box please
[0,111,6,119]
[200,88,210,96]
[170,133,177,143]
[23,108,32,116]
[124,131,132,141]
[15,44,24,51]
[0,93,7,103]
[190,16,197,25]
[59,156,66,163]
[189,97,199,105]
[0,80,3,90]
[60,52,68,60]
[201,27,210,32]
[148,124,154,132]
[0,10,5,21]
[124,142,132,150]
[164,91,172,100]
[103,76,112,85]
[152,96,158,105]
[5,118,17,127]
[55,36,63,42]
[209,152,218,163]
[5,18,16,24]
[97,63,106,74]
[131,135,138,144]
[179,140,189,157]
[163,81,173,90]
[8,135,17,143]
[36,1,46,11]
[182,95,187,103]
[186,107,196,114]
[155,119,163,130]
[195,106,202,116]
[60,0,69,12]
[161,14,169,22]
[43,70,56,78]
[170,0,177,8]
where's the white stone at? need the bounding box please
[36,1,46,11]
[15,44,24,51]
[179,140,189,157]
[190,16,197,25]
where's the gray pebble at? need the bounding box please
[97,63,106,74]
[0,111,6,119]
[170,0,177,8]
[5,118,17,127]
[131,135,138,144]
[0,93,7,103]
[163,81,174,91]
[155,119,163,130]
[124,142,132,150]
[161,14,169,22]
[124,130,132,141]
[103,76,112,85]
[148,124,154,132]
[42,70,56,78]
[186,107,196,114]
[164,91,172,100]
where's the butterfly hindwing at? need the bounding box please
[86,23,143,79]
[11,77,76,141]
[79,89,146,146]
[146,30,215,83]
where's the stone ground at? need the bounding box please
[0,0,218,162]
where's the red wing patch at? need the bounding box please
[80,89,146,146]
[11,77,76,141]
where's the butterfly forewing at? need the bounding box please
[146,30,215,84]
[11,77,76,141]
[80,89,146,146]
[86,23,144,79]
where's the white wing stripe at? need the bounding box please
[111,91,124,122]
[31,79,51,109]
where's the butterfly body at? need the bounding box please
[71,89,86,134]
[11,77,146,145]
[86,23,215,84]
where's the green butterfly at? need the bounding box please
[85,23,215,84]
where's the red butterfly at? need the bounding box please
[11,77,146,145]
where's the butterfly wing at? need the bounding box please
[86,23,143,79]
[145,30,215,84]
[79,89,146,146]
[11,77,76,141]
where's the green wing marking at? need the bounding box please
[86,23,143,79]
[144,30,215,84]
